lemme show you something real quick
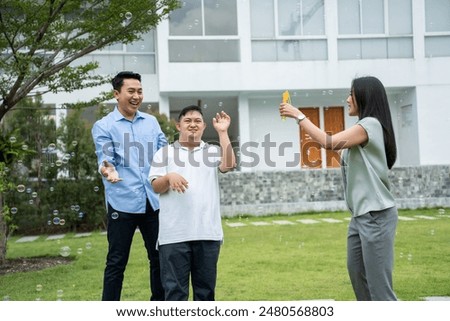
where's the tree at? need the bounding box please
[0,0,180,121]
[0,0,180,265]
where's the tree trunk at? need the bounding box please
[0,192,7,265]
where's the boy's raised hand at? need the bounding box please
[213,111,231,133]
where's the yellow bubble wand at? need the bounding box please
[281,90,291,121]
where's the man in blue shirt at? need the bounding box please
[92,71,167,300]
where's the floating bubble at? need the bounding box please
[26,187,32,194]
[85,242,92,250]
[10,207,18,214]
[125,12,132,20]
[74,205,80,212]
[50,187,55,192]
[203,104,208,109]
[53,217,61,225]
[28,199,34,205]
[78,212,85,219]
[9,136,17,143]
[31,192,38,198]
[17,185,26,193]
[55,159,63,167]
[48,143,56,150]
[36,284,43,292]
[71,140,78,147]
[60,246,71,257]
[56,289,64,301]
[59,219,66,226]
[21,144,28,150]
[218,101,223,107]
[111,212,119,220]
[77,248,83,255]
[53,209,59,216]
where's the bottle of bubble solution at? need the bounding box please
[281,90,291,121]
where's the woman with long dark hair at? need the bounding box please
[280,76,398,300]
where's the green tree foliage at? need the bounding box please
[0,0,180,121]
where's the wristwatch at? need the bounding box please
[296,113,306,124]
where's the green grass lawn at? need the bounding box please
[1,208,449,301]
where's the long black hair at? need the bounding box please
[351,76,397,169]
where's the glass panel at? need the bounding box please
[389,0,412,35]
[387,37,413,58]
[361,38,387,58]
[302,0,325,35]
[275,39,327,61]
[338,0,361,34]
[169,0,202,36]
[278,0,302,36]
[250,0,275,37]
[300,39,327,60]
[204,0,237,35]
[127,31,155,53]
[277,40,301,60]
[425,0,450,32]
[425,36,450,57]
[252,41,277,61]
[124,55,155,74]
[338,39,361,59]
[100,42,123,52]
[362,0,384,34]
[91,55,123,74]
[169,40,240,62]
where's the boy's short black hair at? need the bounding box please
[178,105,204,121]
[112,71,141,91]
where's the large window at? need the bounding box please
[168,0,239,62]
[337,0,413,60]
[425,0,450,57]
[250,0,327,62]
[81,31,157,74]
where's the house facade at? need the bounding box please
[45,0,450,172]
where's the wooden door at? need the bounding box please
[324,107,344,168]
[299,108,321,168]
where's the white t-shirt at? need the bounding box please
[149,141,224,246]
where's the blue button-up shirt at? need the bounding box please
[92,107,167,213]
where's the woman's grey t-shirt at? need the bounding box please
[341,117,396,216]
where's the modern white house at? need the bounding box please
[43,0,450,173]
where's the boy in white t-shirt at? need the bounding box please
[149,105,236,301]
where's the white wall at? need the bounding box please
[416,84,450,165]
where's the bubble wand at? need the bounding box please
[281,90,291,121]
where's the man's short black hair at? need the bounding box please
[178,105,204,121]
[112,71,141,91]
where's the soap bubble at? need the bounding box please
[59,246,71,257]
[17,185,26,193]
[111,212,119,220]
